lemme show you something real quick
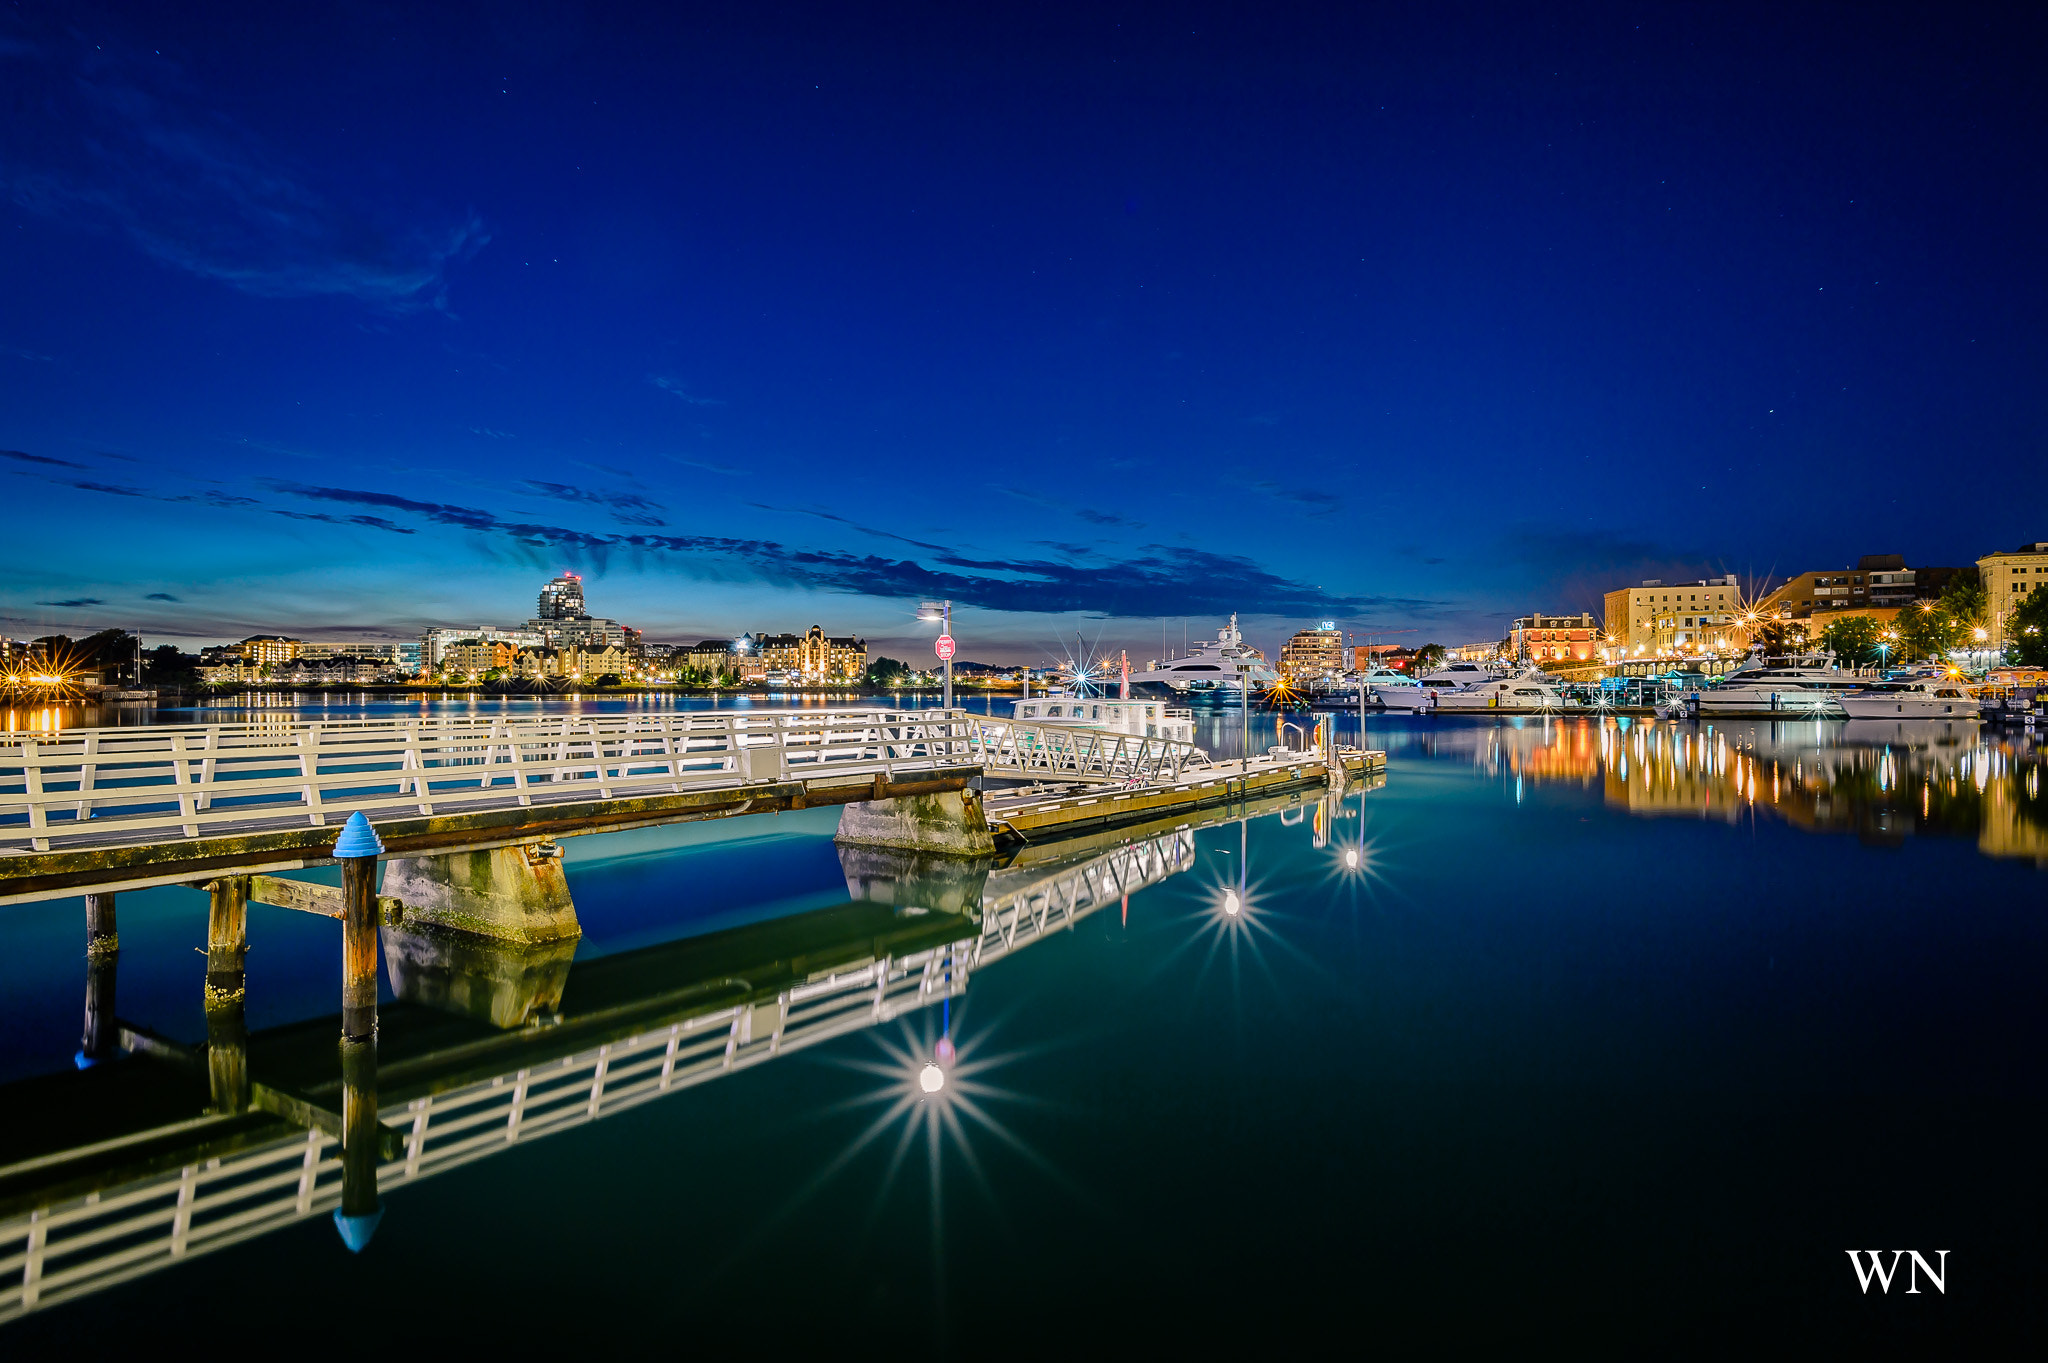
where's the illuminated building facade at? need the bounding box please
[1278,624,1344,680]
[1603,577,1742,658]
[1978,540,2048,647]
[1507,612,1598,663]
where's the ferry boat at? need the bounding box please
[1009,693,1199,743]
[1428,674,1574,713]
[1129,616,1279,699]
[1838,679,1981,721]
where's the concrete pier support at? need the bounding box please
[383,924,577,1029]
[834,787,996,857]
[85,892,118,959]
[838,844,992,917]
[380,842,581,946]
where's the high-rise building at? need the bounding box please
[1278,623,1343,680]
[537,573,588,622]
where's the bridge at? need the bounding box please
[0,784,1355,1323]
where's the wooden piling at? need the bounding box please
[341,855,379,1042]
[205,876,249,1007]
[337,1035,380,1227]
[84,892,118,958]
[79,954,117,1064]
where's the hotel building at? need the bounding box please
[1978,540,2048,646]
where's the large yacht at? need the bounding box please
[1356,668,1434,712]
[1129,616,1280,695]
[1008,693,1199,742]
[1428,674,1574,713]
[1838,679,1981,721]
[1417,660,1507,687]
[1659,664,1855,718]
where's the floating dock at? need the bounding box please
[982,747,1383,846]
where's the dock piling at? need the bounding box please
[334,812,386,1043]
[84,892,118,959]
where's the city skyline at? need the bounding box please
[5,5,2045,661]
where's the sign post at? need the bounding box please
[935,631,955,709]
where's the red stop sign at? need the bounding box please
[934,634,956,661]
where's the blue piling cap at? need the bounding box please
[332,811,385,859]
[333,1204,384,1252]
[74,1050,100,1070]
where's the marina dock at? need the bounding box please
[983,747,1383,845]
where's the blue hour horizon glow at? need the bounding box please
[3,4,2043,663]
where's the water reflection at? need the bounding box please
[0,780,1370,1322]
[1415,715,2047,866]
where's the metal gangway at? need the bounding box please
[0,827,1198,1322]
[963,717,1211,786]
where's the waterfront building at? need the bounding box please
[1444,642,1505,663]
[1977,540,2048,646]
[1352,644,1415,672]
[1278,624,1344,681]
[1755,555,1919,624]
[1507,612,1598,664]
[444,640,518,675]
[555,643,637,680]
[237,635,302,666]
[755,627,866,683]
[297,641,421,673]
[1602,576,1742,658]
[421,625,545,668]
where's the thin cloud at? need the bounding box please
[0,39,485,309]
[2,448,90,469]
[1075,508,1143,528]
[519,480,664,513]
[145,592,180,601]
[38,597,105,608]
[650,376,725,405]
[748,503,951,553]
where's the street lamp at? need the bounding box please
[918,600,954,709]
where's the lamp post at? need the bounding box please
[919,600,954,710]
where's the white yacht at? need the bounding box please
[1659,665,1853,718]
[1417,661,1506,688]
[1355,668,1433,712]
[1129,615,1280,694]
[1428,675,1573,713]
[1009,693,1199,743]
[1838,680,1981,721]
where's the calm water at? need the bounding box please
[2,705,2041,1349]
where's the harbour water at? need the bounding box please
[2,701,2040,1348]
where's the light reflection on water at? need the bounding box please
[1374,713,2047,868]
[0,706,2041,1347]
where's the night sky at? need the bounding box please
[3,2,2043,661]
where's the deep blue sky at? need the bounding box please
[3,2,2043,661]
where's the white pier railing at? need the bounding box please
[0,710,975,854]
[964,719,1210,786]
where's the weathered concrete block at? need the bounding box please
[383,923,577,1029]
[379,842,582,945]
[833,788,996,857]
[838,843,992,917]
